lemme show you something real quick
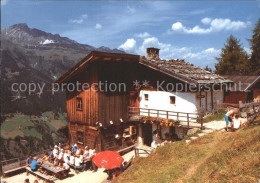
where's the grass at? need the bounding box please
[1,112,67,139]
[115,124,260,183]
[42,111,67,131]
[203,109,226,123]
[1,114,35,139]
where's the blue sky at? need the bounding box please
[1,1,260,69]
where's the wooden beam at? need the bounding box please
[103,57,112,61]
[205,91,208,115]
[211,89,214,114]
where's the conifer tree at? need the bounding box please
[215,35,250,75]
[249,19,260,75]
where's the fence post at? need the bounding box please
[177,112,179,120]
[187,113,189,129]
[200,112,203,129]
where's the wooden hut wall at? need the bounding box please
[223,91,248,104]
[66,63,99,147]
[97,61,131,126]
[66,63,99,126]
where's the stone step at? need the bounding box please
[197,133,206,137]
[190,136,198,140]
[202,129,213,134]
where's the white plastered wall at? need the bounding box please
[139,90,198,121]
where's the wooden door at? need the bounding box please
[142,123,153,146]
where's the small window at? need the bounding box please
[77,130,84,144]
[76,97,83,111]
[144,94,149,101]
[170,96,176,104]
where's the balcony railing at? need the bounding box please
[128,107,203,129]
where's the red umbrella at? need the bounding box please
[92,150,124,170]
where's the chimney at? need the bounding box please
[146,47,160,61]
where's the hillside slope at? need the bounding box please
[115,124,260,183]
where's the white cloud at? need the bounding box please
[69,14,88,24]
[201,17,211,24]
[136,32,151,38]
[183,48,220,60]
[172,22,183,30]
[171,18,251,34]
[118,38,136,52]
[204,48,217,53]
[95,24,102,30]
[135,36,220,68]
[139,37,172,55]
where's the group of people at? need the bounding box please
[25,143,98,177]
[224,109,245,131]
[67,143,98,172]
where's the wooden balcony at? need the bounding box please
[128,107,203,129]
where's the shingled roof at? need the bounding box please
[222,75,260,91]
[140,57,232,85]
[56,50,232,85]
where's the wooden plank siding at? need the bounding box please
[98,93,129,127]
[66,64,99,125]
[224,91,249,104]
[65,63,99,148]
[97,61,131,127]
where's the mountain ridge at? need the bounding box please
[1,23,125,114]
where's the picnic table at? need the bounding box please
[41,161,65,179]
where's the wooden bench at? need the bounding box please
[26,167,52,183]
[117,145,135,155]
[1,159,26,177]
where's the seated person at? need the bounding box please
[72,144,77,153]
[53,145,59,158]
[26,154,33,167]
[83,146,89,158]
[58,149,65,161]
[112,168,121,180]
[63,150,70,164]
[75,147,82,156]
[232,115,242,131]
[89,149,97,172]
[53,156,62,167]
[69,154,75,165]
[62,162,70,176]
[58,143,62,153]
[75,155,86,172]
[89,148,96,158]
[41,152,50,163]
[31,157,43,173]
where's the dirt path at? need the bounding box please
[175,132,224,183]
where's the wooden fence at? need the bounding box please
[239,101,260,122]
[0,148,52,176]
